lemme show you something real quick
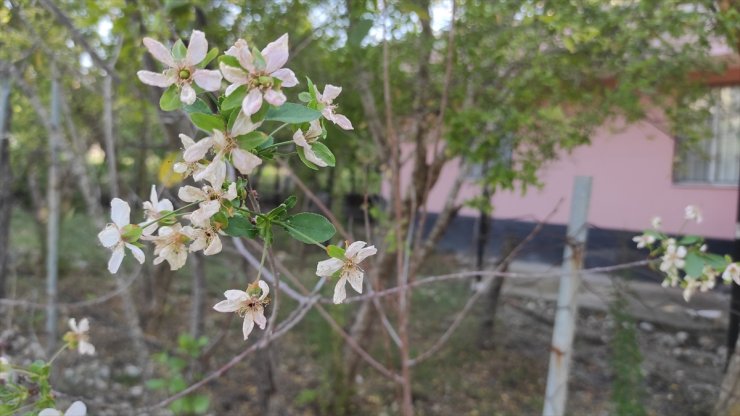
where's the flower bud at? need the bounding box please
[121,224,143,242]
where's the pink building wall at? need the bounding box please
[415,118,738,240]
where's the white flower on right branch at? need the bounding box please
[315,84,353,130]
[293,120,327,167]
[632,233,655,249]
[659,244,687,273]
[316,241,377,304]
[97,198,145,274]
[723,263,740,285]
[65,318,95,356]
[213,281,270,340]
[39,401,87,416]
[684,205,703,223]
[141,185,174,236]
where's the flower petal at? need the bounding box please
[262,33,289,74]
[272,68,298,87]
[178,186,206,203]
[344,241,367,260]
[137,70,175,88]
[65,401,87,416]
[183,137,214,162]
[108,245,125,274]
[220,62,249,86]
[316,258,344,277]
[225,289,249,301]
[126,243,146,264]
[333,277,347,304]
[322,84,342,102]
[242,315,255,340]
[38,409,63,416]
[252,309,267,329]
[68,318,79,332]
[98,225,120,248]
[231,111,261,136]
[143,37,176,68]
[232,148,262,176]
[78,341,96,356]
[77,318,89,333]
[180,83,197,105]
[242,88,263,116]
[332,113,354,130]
[204,235,222,255]
[227,39,255,72]
[193,69,222,91]
[264,89,286,106]
[354,246,378,264]
[303,144,328,167]
[213,299,240,313]
[258,280,270,300]
[185,30,208,66]
[111,198,130,228]
[179,133,195,148]
[346,268,364,294]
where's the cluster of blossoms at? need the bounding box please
[1,318,93,415]
[633,205,739,301]
[95,30,374,342]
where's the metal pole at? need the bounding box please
[543,176,593,416]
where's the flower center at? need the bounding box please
[179,69,191,80]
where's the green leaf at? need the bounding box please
[298,91,312,102]
[283,195,297,209]
[684,251,704,278]
[227,106,240,130]
[224,215,258,238]
[284,212,336,245]
[183,98,212,114]
[296,147,319,170]
[219,55,242,68]
[198,47,219,68]
[192,395,210,414]
[311,142,336,167]
[190,113,225,133]
[251,46,266,70]
[702,253,728,270]
[679,235,701,245]
[265,103,322,123]
[236,131,269,150]
[145,379,167,390]
[221,85,247,111]
[172,39,187,60]
[160,85,181,111]
[327,245,345,259]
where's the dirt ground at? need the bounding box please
[1,248,731,415]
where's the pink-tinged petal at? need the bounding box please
[354,245,377,263]
[224,182,237,201]
[108,245,125,274]
[185,30,208,66]
[204,235,222,255]
[111,198,130,228]
[271,68,298,87]
[231,148,262,175]
[242,88,263,116]
[193,69,222,91]
[180,83,197,105]
[98,225,120,248]
[333,277,347,304]
[242,315,255,340]
[137,70,175,88]
[262,33,289,74]
[303,144,328,167]
[213,299,240,313]
[143,37,176,67]
[346,268,364,294]
[224,82,242,97]
[344,241,367,260]
[231,111,261,136]
[126,243,146,264]
[258,280,270,299]
[292,129,309,147]
[224,289,249,301]
[179,133,195,148]
[263,89,286,106]
[227,39,255,72]
[252,309,267,329]
[306,120,323,138]
[182,137,213,162]
[333,113,354,130]
[316,258,344,277]
[220,62,249,85]
[322,84,342,102]
[178,186,206,203]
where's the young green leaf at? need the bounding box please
[221,85,247,111]
[265,103,322,123]
[311,142,336,167]
[219,55,242,68]
[298,91,312,103]
[326,245,346,259]
[198,47,219,68]
[172,39,187,60]
[684,251,704,278]
[160,85,181,111]
[183,98,213,114]
[224,215,258,238]
[284,212,336,244]
[296,147,319,170]
[236,131,269,150]
[190,113,225,133]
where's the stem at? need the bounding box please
[259,140,294,152]
[273,220,327,250]
[47,343,68,365]
[255,241,268,282]
[268,123,289,138]
[139,201,199,229]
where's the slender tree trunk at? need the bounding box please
[189,252,205,339]
[45,71,62,351]
[0,72,13,299]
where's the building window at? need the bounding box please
[675,86,740,186]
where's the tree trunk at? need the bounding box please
[0,73,13,299]
[715,335,740,416]
[45,72,62,351]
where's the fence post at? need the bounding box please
[543,176,593,416]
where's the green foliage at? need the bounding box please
[265,103,322,124]
[609,285,647,416]
[146,333,211,416]
[282,212,336,245]
[189,113,225,133]
[160,85,182,111]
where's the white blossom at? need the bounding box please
[97,198,145,274]
[145,224,193,271]
[659,244,687,273]
[293,120,327,167]
[632,233,655,249]
[141,185,174,236]
[220,34,298,116]
[174,134,209,180]
[651,216,662,229]
[723,263,740,285]
[315,84,353,130]
[316,241,377,304]
[137,30,222,105]
[0,355,13,383]
[188,215,223,256]
[178,162,237,225]
[684,205,703,223]
[66,318,95,356]
[213,281,270,340]
[39,401,87,416]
